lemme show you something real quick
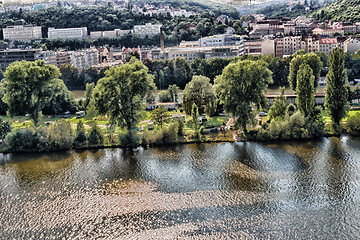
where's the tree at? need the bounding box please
[214,60,272,132]
[191,103,199,131]
[268,87,287,120]
[158,90,171,102]
[288,53,322,91]
[93,58,155,132]
[88,124,104,146]
[296,63,315,117]
[174,57,192,89]
[151,106,171,128]
[183,76,217,116]
[0,119,11,141]
[325,48,348,126]
[47,119,73,151]
[83,82,95,109]
[3,60,62,125]
[74,120,87,148]
[167,84,179,103]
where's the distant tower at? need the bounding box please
[160,27,165,52]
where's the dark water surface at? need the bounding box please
[1,136,360,239]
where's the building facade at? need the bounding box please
[3,24,42,41]
[48,27,88,40]
[133,23,162,38]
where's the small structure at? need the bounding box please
[76,111,86,118]
[147,122,154,130]
[146,102,178,110]
[62,111,71,118]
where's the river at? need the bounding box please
[1,136,360,239]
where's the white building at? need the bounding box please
[70,48,99,69]
[344,38,360,54]
[3,24,42,41]
[318,38,338,55]
[133,23,162,38]
[198,34,244,47]
[48,27,88,40]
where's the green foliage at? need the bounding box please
[3,60,63,125]
[191,103,199,131]
[257,3,318,18]
[143,122,179,146]
[151,106,171,128]
[88,125,104,147]
[296,63,315,117]
[312,0,360,22]
[74,120,87,148]
[119,130,140,148]
[268,87,287,120]
[214,59,273,132]
[347,113,360,135]
[93,58,155,131]
[167,84,179,102]
[0,83,8,115]
[5,127,48,152]
[174,57,193,89]
[286,104,297,118]
[47,119,73,151]
[0,119,11,140]
[288,53,322,91]
[83,82,95,109]
[183,75,217,116]
[325,48,348,126]
[158,90,172,102]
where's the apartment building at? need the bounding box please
[344,38,360,54]
[69,48,99,69]
[275,36,302,58]
[198,34,243,47]
[318,38,339,55]
[55,51,72,67]
[133,23,162,38]
[312,28,344,36]
[48,27,88,40]
[89,29,131,39]
[3,24,42,41]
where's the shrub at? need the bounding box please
[73,120,87,148]
[347,113,360,135]
[5,127,47,152]
[47,119,73,151]
[146,123,179,145]
[119,130,140,148]
[88,125,104,147]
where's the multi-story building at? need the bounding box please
[344,38,360,54]
[275,36,302,58]
[89,29,131,39]
[48,27,88,40]
[69,48,99,69]
[301,36,320,53]
[133,23,162,38]
[318,38,339,55]
[198,34,244,47]
[244,40,263,56]
[3,24,42,41]
[312,28,344,36]
[0,48,53,71]
[55,51,72,67]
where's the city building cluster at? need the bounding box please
[2,20,162,41]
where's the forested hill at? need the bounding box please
[311,0,360,22]
[133,0,239,18]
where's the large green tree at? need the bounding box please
[296,63,315,117]
[325,48,348,126]
[151,106,171,128]
[268,87,287,120]
[93,58,155,131]
[183,75,217,116]
[214,60,273,132]
[3,60,63,125]
[288,52,322,91]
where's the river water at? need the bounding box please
[1,136,360,239]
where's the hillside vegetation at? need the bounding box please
[312,0,360,22]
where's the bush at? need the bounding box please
[88,125,104,147]
[5,127,47,152]
[47,119,73,151]
[347,113,360,135]
[119,130,140,148]
[73,120,87,148]
[146,123,179,145]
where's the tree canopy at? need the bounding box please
[183,75,217,116]
[295,63,315,117]
[214,60,273,132]
[93,58,155,131]
[3,60,63,125]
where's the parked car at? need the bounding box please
[62,111,71,118]
[258,111,267,117]
[147,122,154,130]
[76,111,86,118]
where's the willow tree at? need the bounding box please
[214,60,272,132]
[93,58,155,131]
[3,60,62,125]
[296,63,315,117]
[183,75,217,116]
[325,48,348,126]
